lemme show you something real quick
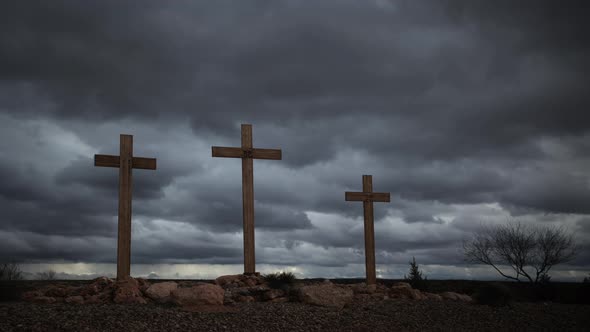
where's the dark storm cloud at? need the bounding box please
[132,243,242,265]
[576,217,590,234]
[0,230,116,263]
[500,168,590,214]
[148,174,314,232]
[55,157,177,200]
[0,160,49,202]
[1,0,589,272]
[2,0,588,164]
[0,0,200,120]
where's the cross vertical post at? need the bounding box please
[94,134,157,280]
[345,175,390,285]
[212,124,282,274]
[118,134,133,280]
[241,125,255,274]
[362,175,376,286]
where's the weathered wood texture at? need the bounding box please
[212,147,281,160]
[117,135,133,280]
[345,175,391,285]
[95,155,156,170]
[212,124,282,274]
[94,134,157,280]
[241,124,255,274]
[344,192,390,202]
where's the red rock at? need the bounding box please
[91,276,114,287]
[64,295,84,304]
[44,286,68,298]
[351,283,380,294]
[235,295,256,303]
[79,284,100,296]
[171,284,225,306]
[136,278,151,293]
[457,294,473,302]
[216,274,264,289]
[32,296,56,304]
[113,276,147,304]
[244,278,257,287]
[269,297,289,303]
[145,282,178,303]
[440,291,459,301]
[440,291,471,302]
[392,282,412,289]
[83,295,103,304]
[263,289,285,301]
[215,274,242,287]
[298,283,353,309]
[371,292,388,300]
[389,283,423,300]
[423,292,443,301]
[80,277,115,296]
[21,290,42,302]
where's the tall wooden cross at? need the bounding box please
[345,175,390,285]
[94,134,157,280]
[212,124,282,274]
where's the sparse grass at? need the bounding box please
[263,271,297,290]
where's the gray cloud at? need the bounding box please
[0,0,588,278]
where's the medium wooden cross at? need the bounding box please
[345,175,390,285]
[212,124,282,274]
[94,134,157,280]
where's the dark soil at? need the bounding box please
[1,298,589,331]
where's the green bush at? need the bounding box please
[263,271,297,290]
[404,257,428,291]
[473,282,514,306]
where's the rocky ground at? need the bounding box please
[1,275,589,331]
[1,298,589,331]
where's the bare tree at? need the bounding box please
[37,269,57,280]
[463,221,577,283]
[0,262,24,280]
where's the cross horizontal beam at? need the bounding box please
[94,154,157,170]
[211,147,282,160]
[345,192,390,202]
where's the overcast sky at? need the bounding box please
[1,0,589,281]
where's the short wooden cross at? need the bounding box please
[94,134,157,280]
[345,175,390,285]
[212,124,282,274]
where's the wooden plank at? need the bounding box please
[211,124,282,275]
[95,154,120,168]
[132,157,157,170]
[117,134,133,280]
[345,192,368,201]
[252,148,282,160]
[363,200,376,285]
[345,192,390,202]
[95,155,156,170]
[241,124,256,274]
[212,146,243,158]
[362,175,376,285]
[368,192,390,202]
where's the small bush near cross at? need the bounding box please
[263,271,297,290]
